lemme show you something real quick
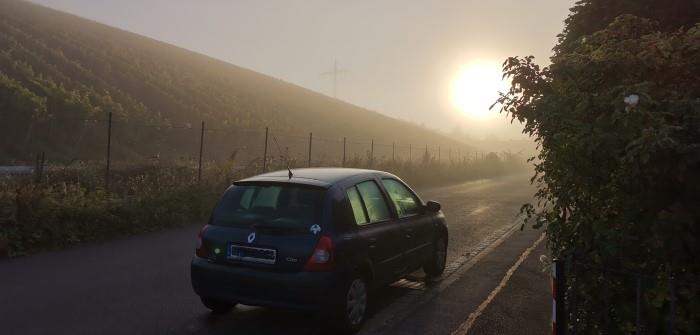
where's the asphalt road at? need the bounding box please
[0,173,537,335]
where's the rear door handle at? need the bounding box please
[368,237,377,249]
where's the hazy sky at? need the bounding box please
[31,0,573,140]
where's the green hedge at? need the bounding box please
[498,11,700,333]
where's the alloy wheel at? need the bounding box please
[346,278,368,327]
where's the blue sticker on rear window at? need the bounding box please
[310,224,321,235]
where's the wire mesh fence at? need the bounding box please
[0,113,532,258]
[3,112,507,190]
[555,257,693,334]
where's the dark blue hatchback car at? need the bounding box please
[191,168,448,332]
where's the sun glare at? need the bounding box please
[450,62,508,119]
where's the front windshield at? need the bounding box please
[212,184,325,230]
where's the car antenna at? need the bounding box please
[271,134,293,179]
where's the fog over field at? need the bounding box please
[30,0,573,141]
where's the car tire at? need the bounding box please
[424,236,447,276]
[334,275,369,334]
[200,297,236,314]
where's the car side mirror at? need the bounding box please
[425,200,441,213]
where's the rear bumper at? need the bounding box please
[191,256,344,311]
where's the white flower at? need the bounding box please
[624,94,640,106]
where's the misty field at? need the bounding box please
[0,151,528,258]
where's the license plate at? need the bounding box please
[227,244,277,265]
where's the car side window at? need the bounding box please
[346,186,368,225]
[355,181,391,223]
[381,179,421,218]
[346,181,392,226]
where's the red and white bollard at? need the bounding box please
[552,258,566,335]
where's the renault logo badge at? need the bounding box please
[247,232,256,244]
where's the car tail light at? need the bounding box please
[195,225,209,258]
[304,235,335,271]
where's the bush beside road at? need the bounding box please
[0,157,528,258]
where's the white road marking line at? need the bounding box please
[450,233,546,335]
[360,215,527,335]
[441,217,523,280]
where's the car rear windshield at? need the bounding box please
[211,183,326,230]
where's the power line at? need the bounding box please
[320,58,350,98]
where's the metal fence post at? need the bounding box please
[105,111,112,191]
[668,278,676,335]
[342,137,346,167]
[553,258,567,335]
[571,259,577,335]
[409,143,412,162]
[370,139,374,167]
[40,151,45,181]
[392,142,395,163]
[308,132,312,167]
[35,151,45,183]
[635,275,641,335]
[34,153,41,182]
[198,121,204,183]
[262,127,269,173]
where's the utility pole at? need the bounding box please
[320,58,349,98]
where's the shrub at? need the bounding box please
[498,13,700,333]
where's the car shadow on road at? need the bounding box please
[192,306,322,335]
[187,281,424,335]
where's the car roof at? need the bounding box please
[235,168,395,188]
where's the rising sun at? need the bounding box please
[450,62,508,119]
